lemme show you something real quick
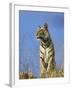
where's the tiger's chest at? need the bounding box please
[40,45,49,62]
[40,43,54,63]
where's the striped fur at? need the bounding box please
[36,23,56,78]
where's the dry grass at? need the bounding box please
[19,72,37,79]
[40,67,64,78]
[47,68,64,78]
[19,67,64,79]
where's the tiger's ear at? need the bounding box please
[44,23,48,29]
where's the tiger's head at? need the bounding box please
[36,23,51,44]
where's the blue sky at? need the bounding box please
[19,10,64,78]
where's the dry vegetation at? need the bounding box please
[19,67,64,79]
[40,67,64,78]
[19,72,37,79]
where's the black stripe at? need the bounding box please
[48,48,53,53]
[40,56,48,70]
[40,57,44,61]
[41,43,46,49]
[40,50,44,55]
[48,53,54,60]
[40,42,43,47]
[42,61,48,70]
[41,45,45,49]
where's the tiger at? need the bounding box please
[36,23,56,78]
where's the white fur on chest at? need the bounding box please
[40,45,51,62]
